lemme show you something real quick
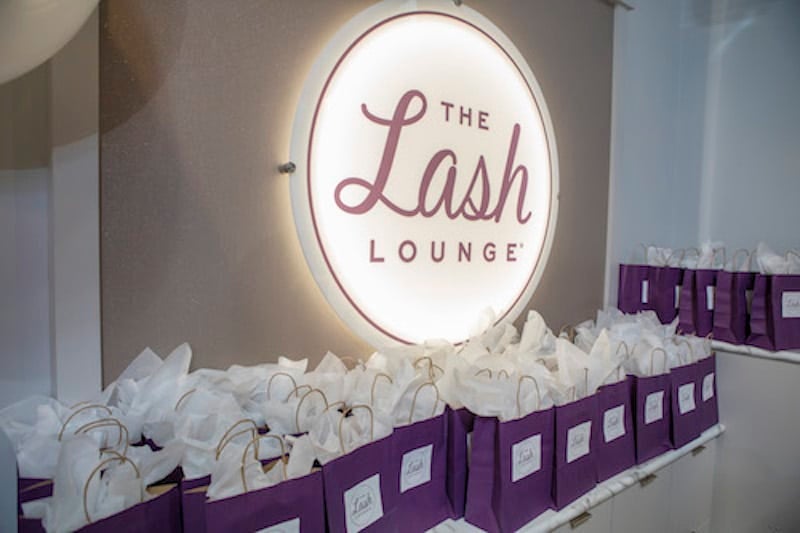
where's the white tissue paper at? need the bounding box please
[388,376,445,427]
[644,246,684,267]
[755,242,800,275]
[175,394,255,480]
[307,406,393,465]
[693,242,725,269]
[205,433,301,501]
[723,248,755,273]
[515,310,557,357]
[42,435,183,533]
[0,396,69,479]
[113,343,194,444]
[551,338,600,404]
[586,330,630,387]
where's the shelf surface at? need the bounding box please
[712,340,800,364]
[429,424,726,533]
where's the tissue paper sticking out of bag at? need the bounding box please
[41,435,183,533]
[754,242,800,275]
[515,310,557,357]
[644,246,684,267]
[205,432,298,502]
[307,406,393,465]
[0,396,70,479]
[388,376,445,427]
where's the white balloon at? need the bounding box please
[0,0,99,85]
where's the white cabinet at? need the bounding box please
[610,469,672,533]
[669,440,716,533]
[551,498,613,533]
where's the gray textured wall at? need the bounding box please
[100,0,613,382]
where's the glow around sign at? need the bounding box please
[290,3,558,347]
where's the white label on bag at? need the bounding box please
[644,391,664,425]
[782,291,800,318]
[706,285,716,311]
[511,434,542,482]
[344,474,384,533]
[702,373,715,402]
[675,285,681,308]
[566,421,592,463]
[641,280,649,304]
[678,383,696,414]
[256,518,300,533]
[400,444,433,493]
[603,404,626,443]
[466,432,473,468]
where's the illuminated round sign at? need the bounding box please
[290,1,558,347]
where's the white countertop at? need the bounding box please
[430,424,726,533]
[712,340,800,364]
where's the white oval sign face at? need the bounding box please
[291,4,558,347]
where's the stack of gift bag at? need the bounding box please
[3,308,720,533]
[619,242,800,350]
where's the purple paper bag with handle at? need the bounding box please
[553,395,598,510]
[633,348,672,463]
[78,484,182,533]
[669,361,703,448]
[713,270,756,344]
[695,269,718,337]
[464,407,554,532]
[772,274,800,350]
[678,269,718,336]
[181,475,211,533]
[697,354,719,431]
[445,407,475,519]
[391,410,449,532]
[323,407,397,533]
[618,263,652,314]
[17,477,53,514]
[595,377,635,482]
[18,517,45,533]
[677,269,697,334]
[650,265,684,325]
[747,273,775,350]
[17,477,53,533]
[203,471,325,532]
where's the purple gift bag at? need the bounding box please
[18,517,46,533]
[713,270,756,344]
[185,430,326,533]
[445,407,475,519]
[204,471,325,532]
[678,269,718,336]
[78,484,182,533]
[633,349,672,463]
[323,407,397,533]
[181,475,211,533]
[669,361,703,448]
[697,354,719,431]
[618,263,652,314]
[553,395,598,510]
[464,407,554,532]
[650,266,684,324]
[595,377,635,482]
[747,274,775,350]
[17,477,53,515]
[748,274,800,351]
[17,477,53,533]
[773,275,800,350]
[391,412,449,532]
